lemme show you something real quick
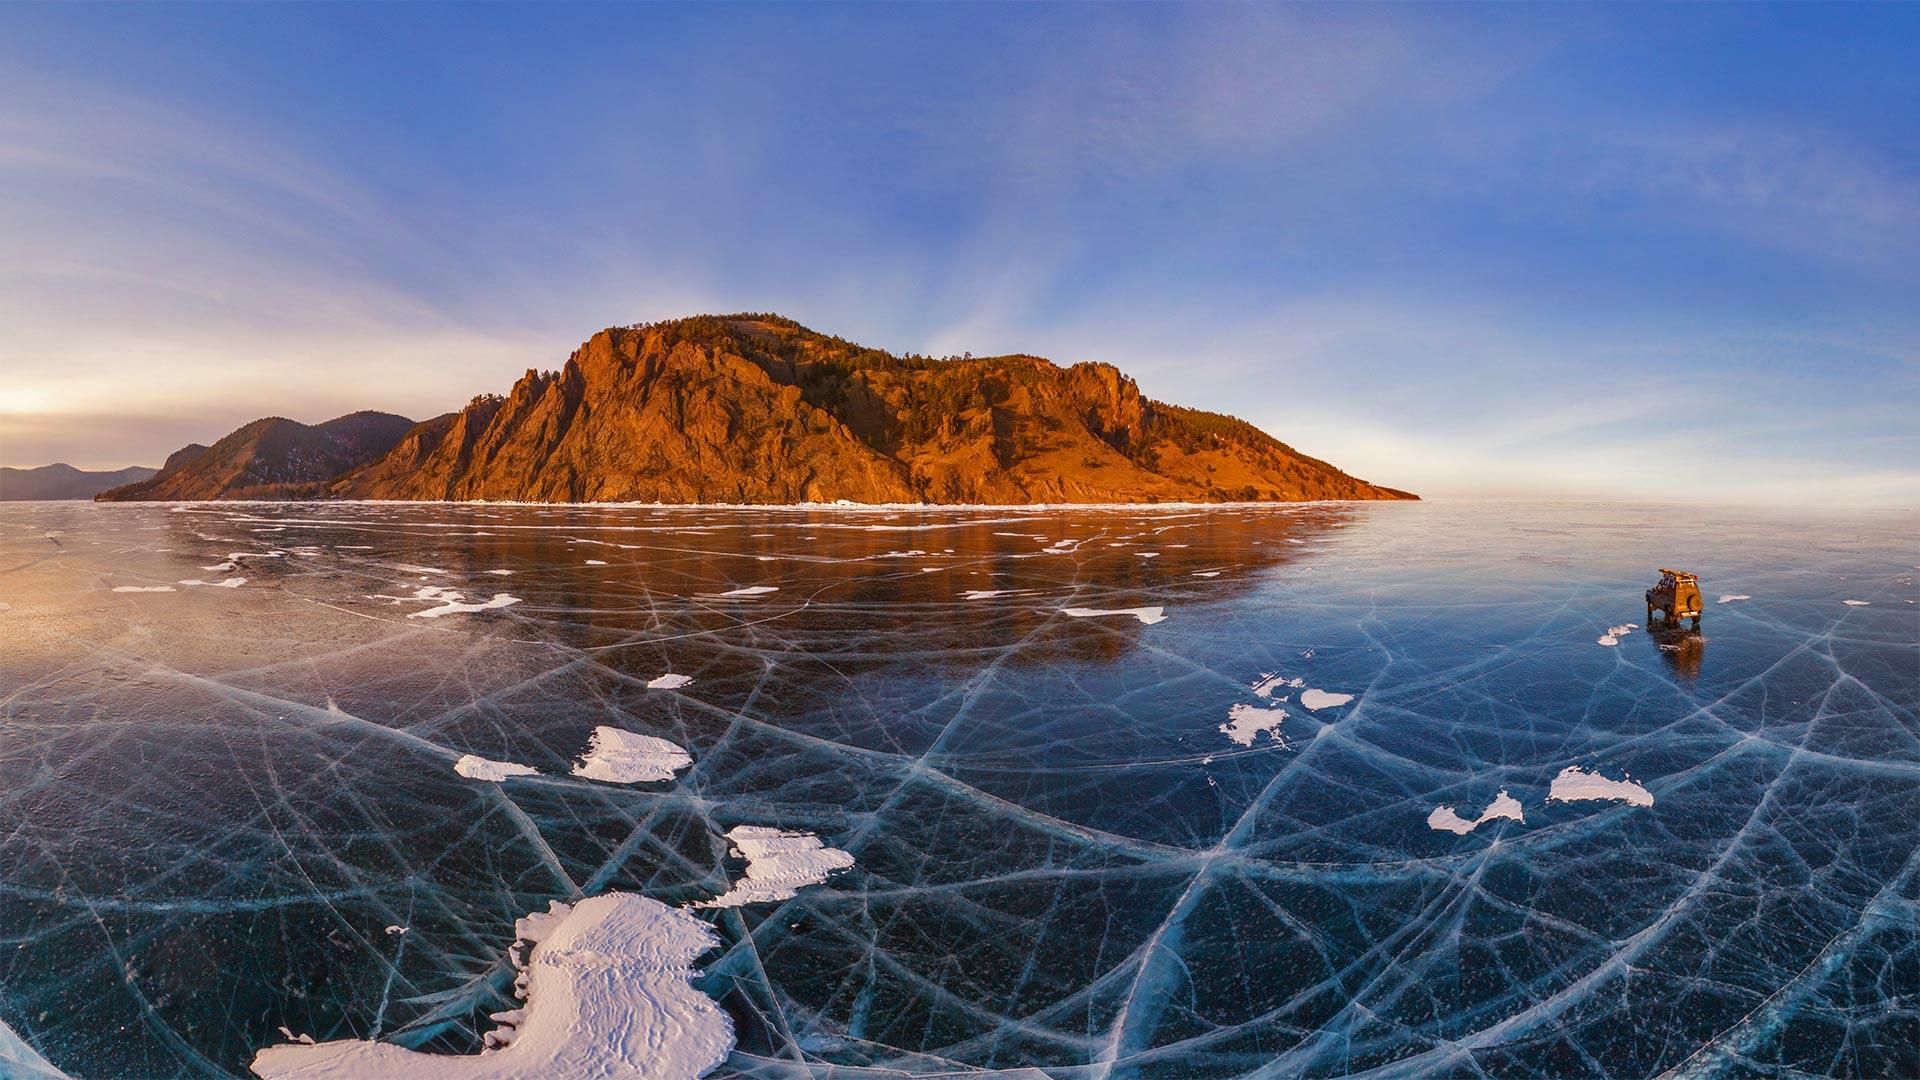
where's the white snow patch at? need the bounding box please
[583,559,607,566]
[202,561,238,572]
[1427,790,1524,835]
[1548,765,1653,807]
[1843,599,1871,606]
[404,586,522,618]
[486,569,515,576]
[709,585,778,598]
[1299,688,1353,711]
[1596,623,1638,646]
[251,894,731,1080]
[1190,570,1221,578]
[693,826,854,909]
[646,673,694,690]
[113,585,176,593]
[455,754,538,781]
[385,925,408,936]
[179,578,247,589]
[960,589,1008,600]
[1219,704,1289,747]
[1480,790,1525,825]
[1251,673,1304,699]
[1062,606,1166,625]
[1717,594,1751,604]
[571,727,692,784]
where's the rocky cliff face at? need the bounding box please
[99,412,415,501]
[330,315,1413,504]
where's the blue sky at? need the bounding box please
[1,4,1914,503]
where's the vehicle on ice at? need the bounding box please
[1646,568,1703,629]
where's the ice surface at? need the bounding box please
[0,1017,68,1079]
[251,894,730,1080]
[570,727,692,784]
[2,500,1916,1079]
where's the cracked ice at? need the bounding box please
[1,499,1916,1079]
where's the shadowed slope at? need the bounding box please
[99,412,415,501]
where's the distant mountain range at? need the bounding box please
[1,463,159,500]
[91,314,1414,504]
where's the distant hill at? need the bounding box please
[333,315,1414,503]
[97,412,416,501]
[1,463,158,500]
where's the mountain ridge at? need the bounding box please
[100,315,1414,504]
[1,463,159,501]
[98,411,416,501]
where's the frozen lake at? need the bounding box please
[1,500,1915,1078]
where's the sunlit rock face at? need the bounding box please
[331,315,1415,504]
[0,499,1915,1078]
